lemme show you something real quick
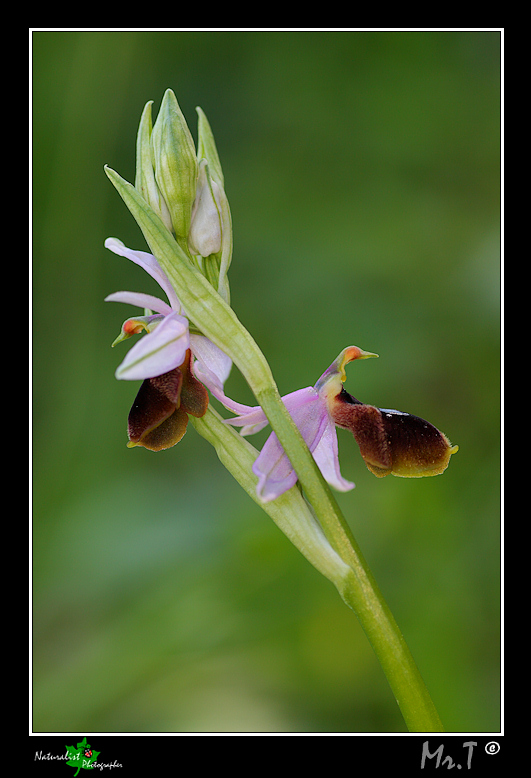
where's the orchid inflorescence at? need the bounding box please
[104,89,457,731]
[105,90,457,502]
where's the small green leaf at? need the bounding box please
[65,737,100,776]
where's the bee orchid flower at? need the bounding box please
[105,237,231,451]
[225,347,458,502]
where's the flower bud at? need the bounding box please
[188,160,222,257]
[135,101,173,233]
[196,106,224,187]
[151,89,198,241]
[195,108,233,302]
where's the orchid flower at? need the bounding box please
[226,346,458,502]
[105,237,231,451]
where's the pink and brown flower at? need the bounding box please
[226,346,458,501]
[105,237,230,451]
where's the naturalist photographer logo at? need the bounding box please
[34,737,122,774]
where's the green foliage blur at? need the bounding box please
[33,30,500,733]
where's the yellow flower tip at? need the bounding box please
[337,346,379,382]
[315,346,379,396]
[358,349,379,360]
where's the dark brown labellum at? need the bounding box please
[127,350,209,451]
[330,389,458,478]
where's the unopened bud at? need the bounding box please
[188,160,222,257]
[151,89,198,241]
[135,101,173,233]
[196,106,224,187]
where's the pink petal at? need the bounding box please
[312,418,355,492]
[252,394,328,502]
[105,238,181,312]
[189,335,235,396]
[114,312,190,380]
[225,387,318,435]
[105,291,174,316]
[253,437,299,502]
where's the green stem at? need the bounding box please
[190,407,352,591]
[339,567,444,731]
[105,165,444,732]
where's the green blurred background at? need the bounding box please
[33,30,500,733]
